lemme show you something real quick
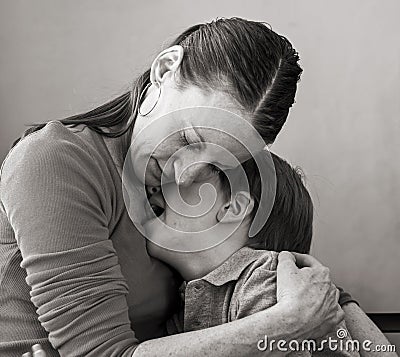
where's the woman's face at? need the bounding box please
[131,78,254,187]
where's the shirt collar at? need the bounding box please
[198,247,265,286]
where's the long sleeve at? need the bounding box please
[0,123,139,356]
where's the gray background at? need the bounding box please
[1,0,399,347]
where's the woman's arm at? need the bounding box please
[342,303,398,357]
[134,302,300,357]
[1,125,139,356]
[7,125,341,357]
[25,252,343,357]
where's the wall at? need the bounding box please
[1,0,399,346]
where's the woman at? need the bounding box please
[0,18,388,357]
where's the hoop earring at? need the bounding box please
[138,82,162,116]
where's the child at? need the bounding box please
[144,151,359,356]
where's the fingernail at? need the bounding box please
[32,344,42,351]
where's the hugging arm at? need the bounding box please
[7,129,341,357]
[22,248,343,357]
[1,131,139,356]
[134,303,299,357]
[342,303,398,357]
[133,252,343,357]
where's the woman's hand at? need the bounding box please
[276,251,344,340]
[22,344,46,357]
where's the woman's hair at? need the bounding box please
[15,17,302,150]
[219,152,313,254]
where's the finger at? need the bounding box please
[335,286,340,303]
[326,283,338,303]
[277,251,297,273]
[22,353,32,357]
[33,351,46,357]
[291,252,324,268]
[278,251,296,263]
[32,344,46,357]
[337,306,345,323]
[330,305,345,326]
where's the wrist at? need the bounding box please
[337,287,360,308]
[275,299,323,342]
[266,301,307,340]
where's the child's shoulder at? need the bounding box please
[230,248,279,320]
[238,247,279,281]
[231,247,279,293]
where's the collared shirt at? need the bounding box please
[167,247,359,357]
[167,247,278,333]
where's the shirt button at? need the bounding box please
[193,283,203,291]
[192,320,201,327]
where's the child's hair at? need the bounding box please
[219,152,313,253]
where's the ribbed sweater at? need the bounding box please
[0,121,180,356]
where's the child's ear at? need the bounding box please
[216,191,254,223]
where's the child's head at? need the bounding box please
[143,151,313,278]
[219,152,313,254]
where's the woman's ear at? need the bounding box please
[216,191,254,223]
[150,45,184,85]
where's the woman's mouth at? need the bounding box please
[148,192,166,218]
[150,203,165,217]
